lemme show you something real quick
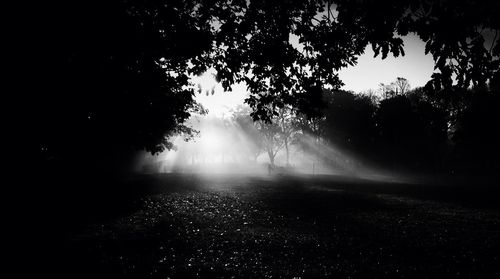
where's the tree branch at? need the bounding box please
[490,29,498,55]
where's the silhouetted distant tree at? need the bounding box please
[375,92,448,169]
[395,77,411,95]
[377,96,419,166]
[379,83,397,99]
[232,106,265,162]
[361,89,381,104]
[293,87,328,140]
[322,90,377,155]
[452,90,500,172]
[256,121,285,167]
[379,77,411,99]
[277,106,299,166]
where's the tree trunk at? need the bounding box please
[268,150,275,166]
[285,138,289,166]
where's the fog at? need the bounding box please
[135,114,403,183]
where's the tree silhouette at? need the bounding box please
[32,0,212,167]
[277,106,299,166]
[256,121,285,167]
[30,0,499,168]
[336,0,499,91]
[232,106,265,162]
[374,91,448,169]
[452,90,500,172]
[322,90,377,155]
[395,77,411,95]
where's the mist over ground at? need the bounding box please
[134,111,405,184]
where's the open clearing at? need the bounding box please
[34,174,500,278]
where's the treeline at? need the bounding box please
[314,82,500,174]
[29,0,499,176]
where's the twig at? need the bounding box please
[489,29,498,55]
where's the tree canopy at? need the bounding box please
[31,0,500,164]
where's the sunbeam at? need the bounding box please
[135,114,404,184]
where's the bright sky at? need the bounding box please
[192,34,435,116]
[339,34,435,93]
[191,71,248,118]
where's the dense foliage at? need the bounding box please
[310,85,499,173]
[29,0,499,171]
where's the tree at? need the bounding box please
[256,121,285,166]
[234,104,289,167]
[31,0,212,167]
[452,90,500,172]
[30,0,499,168]
[379,83,396,99]
[379,77,411,99]
[375,93,448,169]
[395,77,411,95]
[334,0,499,91]
[322,90,377,154]
[232,105,265,162]
[277,106,299,166]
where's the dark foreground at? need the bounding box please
[27,173,500,278]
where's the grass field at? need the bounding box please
[28,173,500,278]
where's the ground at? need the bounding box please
[31,173,500,278]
